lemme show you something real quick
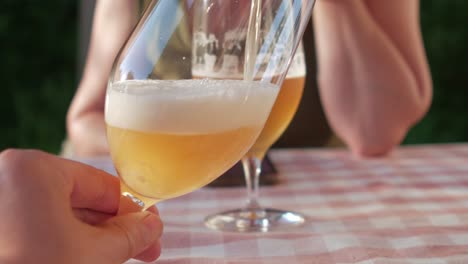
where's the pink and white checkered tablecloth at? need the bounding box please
[84,144,468,263]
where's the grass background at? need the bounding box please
[1,0,467,154]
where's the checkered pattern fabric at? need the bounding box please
[81,144,468,263]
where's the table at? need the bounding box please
[83,144,468,263]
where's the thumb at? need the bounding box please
[97,211,163,263]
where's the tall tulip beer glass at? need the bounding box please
[105,0,315,214]
[195,1,314,232]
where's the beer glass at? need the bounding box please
[105,0,314,213]
[201,4,312,231]
[204,52,308,231]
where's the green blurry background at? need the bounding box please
[1,0,467,154]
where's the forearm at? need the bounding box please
[314,0,432,156]
[67,0,139,157]
[68,112,109,157]
[83,0,139,86]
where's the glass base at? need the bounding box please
[204,208,306,232]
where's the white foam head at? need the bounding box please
[105,79,279,134]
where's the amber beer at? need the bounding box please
[247,45,306,159]
[105,79,279,202]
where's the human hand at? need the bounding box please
[0,149,163,264]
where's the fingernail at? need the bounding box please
[142,213,162,243]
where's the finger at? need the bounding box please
[133,240,161,262]
[146,205,159,215]
[96,211,163,263]
[0,150,120,214]
[73,209,114,225]
[140,204,161,261]
[53,156,120,214]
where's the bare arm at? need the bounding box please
[313,0,432,156]
[67,0,139,157]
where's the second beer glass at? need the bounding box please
[193,0,314,232]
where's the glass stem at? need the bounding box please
[118,188,159,215]
[242,155,262,210]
